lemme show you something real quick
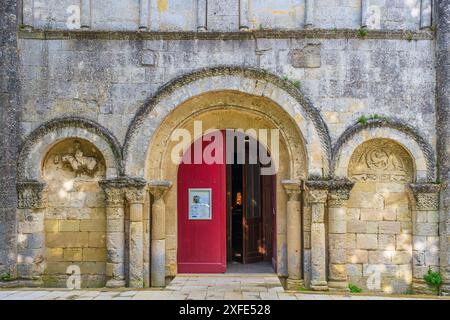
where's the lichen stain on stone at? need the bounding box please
[157,0,168,13]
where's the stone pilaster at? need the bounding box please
[125,179,147,288]
[305,0,314,29]
[420,0,433,29]
[327,179,354,291]
[282,180,303,290]
[197,0,207,31]
[409,183,441,294]
[80,0,91,29]
[306,180,328,291]
[139,0,150,31]
[436,0,450,295]
[361,0,369,28]
[15,181,47,285]
[99,180,126,288]
[148,180,172,287]
[239,0,249,31]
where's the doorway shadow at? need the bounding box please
[226,261,274,274]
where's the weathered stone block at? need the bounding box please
[83,248,107,262]
[290,44,321,68]
[378,221,401,234]
[46,232,89,248]
[347,250,368,264]
[58,220,80,232]
[63,248,82,261]
[357,234,378,250]
[80,219,106,232]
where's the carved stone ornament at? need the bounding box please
[281,180,302,201]
[54,140,99,177]
[99,180,125,207]
[17,181,47,209]
[328,179,354,208]
[349,139,413,183]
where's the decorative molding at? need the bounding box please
[17,116,123,179]
[17,181,47,209]
[281,180,302,201]
[18,29,434,41]
[332,118,436,182]
[123,66,332,177]
[348,139,414,183]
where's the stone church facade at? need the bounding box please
[1,0,450,295]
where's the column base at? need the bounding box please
[328,280,349,291]
[286,279,304,291]
[311,280,328,291]
[106,279,126,288]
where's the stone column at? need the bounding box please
[361,0,369,27]
[282,180,303,290]
[436,0,450,295]
[99,180,126,288]
[80,0,91,29]
[327,179,354,291]
[420,0,433,29]
[239,0,249,31]
[197,0,207,31]
[16,181,47,285]
[305,0,314,29]
[148,180,172,287]
[125,180,147,288]
[139,0,150,30]
[409,184,441,294]
[306,181,328,291]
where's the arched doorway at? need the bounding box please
[177,130,276,273]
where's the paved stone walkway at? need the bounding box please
[0,274,443,300]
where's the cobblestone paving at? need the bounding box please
[0,274,444,300]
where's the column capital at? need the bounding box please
[148,180,172,200]
[306,180,328,203]
[99,179,125,207]
[17,181,47,209]
[409,183,441,211]
[122,177,147,204]
[328,178,355,208]
[281,179,302,201]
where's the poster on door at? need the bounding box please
[188,188,212,220]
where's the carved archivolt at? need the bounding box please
[349,139,413,183]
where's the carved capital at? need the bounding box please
[306,180,328,204]
[17,181,47,209]
[409,183,440,211]
[328,179,354,208]
[148,180,172,200]
[281,180,302,201]
[99,180,125,207]
[125,188,146,204]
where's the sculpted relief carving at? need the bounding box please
[349,139,413,183]
[53,140,100,177]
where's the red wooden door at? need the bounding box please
[177,131,226,273]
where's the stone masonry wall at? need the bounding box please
[18,37,436,150]
[0,0,19,277]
